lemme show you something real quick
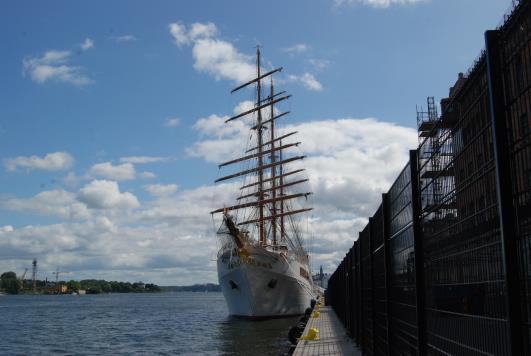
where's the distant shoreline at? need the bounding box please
[2,271,221,295]
[0,291,223,296]
[0,273,161,295]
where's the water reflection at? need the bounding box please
[216,315,299,355]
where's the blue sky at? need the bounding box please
[0,0,513,284]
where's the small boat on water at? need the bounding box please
[211,47,315,319]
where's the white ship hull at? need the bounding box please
[217,246,314,318]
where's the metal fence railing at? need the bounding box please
[327,1,530,354]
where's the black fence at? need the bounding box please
[327,1,530,355]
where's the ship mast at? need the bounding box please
[269,78,277,246]
[211,47,313,250]
[279,141,285,243]
[256,47,265,246]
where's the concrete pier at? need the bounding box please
[293,305,360,356]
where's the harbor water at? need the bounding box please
[0,292,298,355]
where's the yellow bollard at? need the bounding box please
[312,311,320,318]
[300,327,319,341]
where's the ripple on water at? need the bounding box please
[0,293,297,355]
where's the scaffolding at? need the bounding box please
[417,96,457,221]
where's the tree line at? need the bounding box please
[0,271,160,294]
[70,279,160,294]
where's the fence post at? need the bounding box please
[356,240,362,347]
[410,149,426,355]
[382,193,392,355]
[350,246,356,338]
[369,218,376,356]
[485,29,523,355]
[346,248,351,333]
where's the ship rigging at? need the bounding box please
[211,47,312,251]
[211,47,315,318]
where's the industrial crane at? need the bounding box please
[52,269,70,294]
[32,258,37,293]
[52,269,69,283]
[18,268,28,290]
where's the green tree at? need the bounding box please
[66,280,81,292]
[145,283,160,292]
[101,282,111,293]
[86,285,102,294]
[1,271,20,294]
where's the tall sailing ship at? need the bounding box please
[211,48,315,318]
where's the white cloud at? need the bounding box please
[169,21,255,83]
[233,100,254,116]
[335,0,428,8]
[186,113,250,163]
[283,43,311,54]
[1,48,421,284]
[185,115,417,275]
[112,35,137,43]
[191,114,231,138]
[120,156,167,164]
[0,225,14,234]
[192,38,255,83]
[0,177,230,284]
[187,138,242,163]
[0,114,417,284]
[287,73,323,91]
[2,189,91,220]
[0,215,219,284]
[308,59,330,70]
[0,178,233,284]
[144,184,178,197]
[77,180,140,210]
[186,99,280,162]
[170,21,323,93]
[87,162,136,181]
[4,151,74,172]
[189,22,218,40]
[165,117,180,127]
[197,112,246,137]
[302,119,417,217]
[169,22,191,46]
[39,50,70,62]
[0,224,85,256]
[138,182,234,223]
[80,38,94,51]
[139,171,156,179]
[22,50,92,86]
[190,116,418,219]
[169,21,218,47]
[63,171,82,187]
[1,180,140,220]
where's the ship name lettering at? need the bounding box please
[228,257,273,270]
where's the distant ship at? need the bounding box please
[211,48,315,318]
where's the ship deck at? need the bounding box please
[293,305,360,356]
